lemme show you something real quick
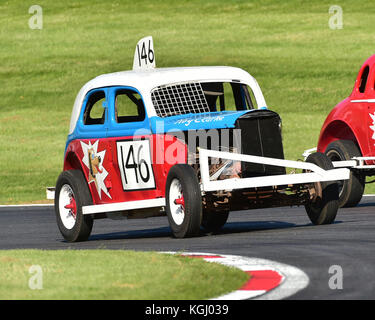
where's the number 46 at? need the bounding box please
[136,39,154,67]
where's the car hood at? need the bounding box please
[150,110,266,133]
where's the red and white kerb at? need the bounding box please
[163,252,309,300]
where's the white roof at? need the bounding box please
[69,66,267,134]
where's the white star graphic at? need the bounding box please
[369,113,375,141]
[80,140,111,199]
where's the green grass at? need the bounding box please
[1,0,375,203]
[0,249,249,299]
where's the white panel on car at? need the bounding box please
[117,139,155,191]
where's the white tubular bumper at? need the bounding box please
[332,157,375,169]
[302,147,317,160]
[199,148,350,192]
[302,148,375,169]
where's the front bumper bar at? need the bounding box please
[199,148,350,192]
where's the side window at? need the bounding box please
[359,66,369,93]
[202,82,255,112]
[223,83,236,111]
[229,83,257,110]
[201,82,224,112]
[115,89,145,123]
[83,90,106,125]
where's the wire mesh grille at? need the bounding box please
[151,82,210,117]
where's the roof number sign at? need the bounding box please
[133,36,155,70]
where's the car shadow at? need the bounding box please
[212,219,343,235]
[88,226,172,241]
[218,220,299,234]
[81,219,339,242]
[356,201,375,207]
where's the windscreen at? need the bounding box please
[151,81,255,117]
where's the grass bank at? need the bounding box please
[1,0,375,203]
[0,249,249,299]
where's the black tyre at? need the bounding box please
[325,140,365,207]
[201,209,229,233]
[166,164,202,238]
[304,152,339,225]
[55,170,93,242]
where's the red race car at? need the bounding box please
[307,54,375,207]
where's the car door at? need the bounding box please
[350,64,375,158]
[72,87,113,203]
[363,65,375,157]
[106,86,160,202]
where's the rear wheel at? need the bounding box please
[304,152,339,225]
[55,170,93,242]
[325,140,365,207]
[166,164,202,238]
[201,209,229,233]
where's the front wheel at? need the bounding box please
[304,152,339,225]
[55,170,93,242]
[166,164,202,238]
[325,139,365,207]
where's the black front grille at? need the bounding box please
[235,110,285,177]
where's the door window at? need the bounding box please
[115,89,146,123]
[359,66,369,93]
[83,90,106,125]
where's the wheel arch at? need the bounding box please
[317,120,362,154]
[62,151,99,206]
[64,151,85,172]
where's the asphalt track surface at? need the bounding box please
[1,196,375,300]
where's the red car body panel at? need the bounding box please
[64,134,187,205]
[317,54,375,165]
